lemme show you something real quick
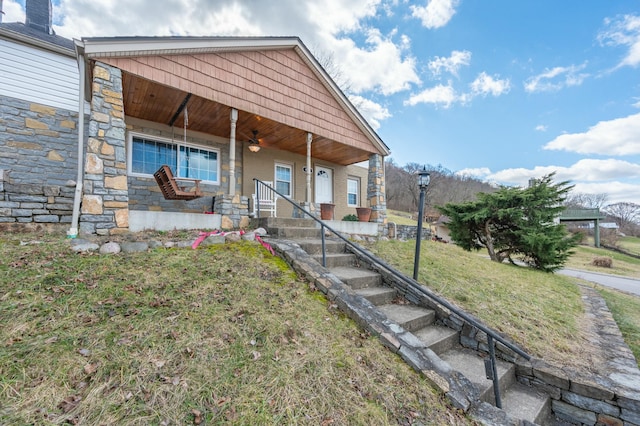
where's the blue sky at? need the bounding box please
[5,0,640,205]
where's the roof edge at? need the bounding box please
[0,26,75,57]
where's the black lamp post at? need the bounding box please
[413,167,431,280]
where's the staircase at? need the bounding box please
[257,217,558,425]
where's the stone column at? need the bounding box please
[228,108,238,196]
[80,62,128,235]
[368,153,387,233]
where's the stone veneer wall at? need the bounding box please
[352,247,640,426]
[80,62,128,235]
[367,154,387,235]
[0,94,80,226]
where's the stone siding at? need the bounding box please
[352,247,640,426]
[0,94,81,225]
[80,62,128,235]
[367,154,387,236]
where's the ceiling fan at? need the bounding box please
[247,130,261,152]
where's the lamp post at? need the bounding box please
[413,167,430,280]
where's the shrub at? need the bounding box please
[591,256,613,268]
[342,214,358,221]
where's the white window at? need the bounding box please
[347,177,359,206]
[275,163,293,197]
[128,133,219,184]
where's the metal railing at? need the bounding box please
[254,178,531,408]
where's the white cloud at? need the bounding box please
[348,95,392,130]
[598,14,640,69]
[455,167,492,179]
[469,72,511,97]
[535,125,548,132]
[571,181,640,205]
[544,113,640,156]
[428,50,471,77]
[411,0,459,29]
[488,159,640,185]
[1,0,24,22]
[404,83,457,108]
[331,28,421,95]
[524,63,589,93]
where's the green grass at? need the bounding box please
[368,240,585,365]
[595,285,640,359]
[564,244,640,278]
[386,210,423,226]
[618,236,640,256]
[0,233,471,425]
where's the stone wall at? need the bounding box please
[80,62,128,235]
[353,248,640,426]
[0,94,81,226]
[367,154,387,237]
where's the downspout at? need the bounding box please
[67,50,85,238]
[306,132,312,203]
[229,108,238,196]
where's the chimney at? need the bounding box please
[25,0,53,34]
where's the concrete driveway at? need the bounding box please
[558,268,640,296]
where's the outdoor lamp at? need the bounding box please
[418,167,431,189]
[414,166,430,280]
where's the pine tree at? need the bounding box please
[438,174,580,272]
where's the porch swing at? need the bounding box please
[153,97,203,200]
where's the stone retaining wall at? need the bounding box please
[0,95,81,226]
[352,246,640,426]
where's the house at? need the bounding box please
[1,0,391,236]
[0,0,81,231]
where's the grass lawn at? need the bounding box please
[564,243,640,278]
[0,232,471,425]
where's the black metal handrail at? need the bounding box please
[254,178,531,408]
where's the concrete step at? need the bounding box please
[440,347,515,406]
[312,253,356,268]
[297,239,346,255]
[354,286,397,305]
[274,227,322,239]
[330,266,382,289]
[502,382,552,425]
[378,304,436,332]
[255,217,317,229]
[413,325,460,354]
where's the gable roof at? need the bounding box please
[0,22,74,55]
[75,36,390,160]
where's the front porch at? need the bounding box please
[74,36,389,236]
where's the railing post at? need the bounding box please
[488,335,502,409]
[321,224,327,267]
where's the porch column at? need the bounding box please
[368,153,387,227]
[80,62,128,235]
[306,132,312,203]
[228,108,238,196]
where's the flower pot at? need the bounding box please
[320,203,335,220]
[356,207,372,222]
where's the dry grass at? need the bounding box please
[0,232,472,425]
[368,239,593,369]
[564,244,640,278]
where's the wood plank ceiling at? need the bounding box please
[121,72,373,165]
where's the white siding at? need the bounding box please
[0,38,78,111]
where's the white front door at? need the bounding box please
[315,166,333,204]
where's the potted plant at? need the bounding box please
[320,203,335,220]
[355,206,372,222]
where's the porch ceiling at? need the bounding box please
[122,73,372,165]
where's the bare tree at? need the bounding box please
[565,192,608,209]
[604,202,640,234]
